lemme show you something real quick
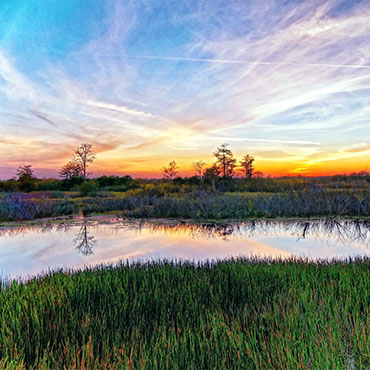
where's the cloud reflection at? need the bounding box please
[0,218,369,279]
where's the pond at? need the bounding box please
[0,217,369,279]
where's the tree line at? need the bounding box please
[4,142,369,194]
[4,142,255,193]
[163,143,255,180]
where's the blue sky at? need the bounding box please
[0,0,369,178]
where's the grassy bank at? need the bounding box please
[1,258,369,369]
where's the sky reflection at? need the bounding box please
[0,218,369,279]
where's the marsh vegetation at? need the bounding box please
[0,172,369,222]
[1,257,370,369]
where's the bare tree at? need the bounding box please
[192,160,206,178]
[59,160,83,180]
[213,143,236,178]
[74,143,96,182]
[162,160,179,180]
[240,154,255,179]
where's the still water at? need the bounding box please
[0,217,369,279]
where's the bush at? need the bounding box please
[36,179,62,191]
[79,181,99,197]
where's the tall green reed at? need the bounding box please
[0,257,369,369]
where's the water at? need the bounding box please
[0,217,369,279]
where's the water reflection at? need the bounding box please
[0,218,369,279]
[0,218,370,247]
[73,224,97,256]
[132,219,370,246]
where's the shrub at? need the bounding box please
[79,181,99,197]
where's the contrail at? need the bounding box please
[66,50,370,69]
[134,55,370,70]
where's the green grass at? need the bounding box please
[1,258,370,369]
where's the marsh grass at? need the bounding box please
[1,257,369,369]
[1,182,369,221]
[0,193,75,221]
[82,186,370,219]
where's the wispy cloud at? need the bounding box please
[306,148,370,165]
[29,109,57,127]
[208,137,321,146]
[130,54,370,70]
[170,146,199,151]
[82,99,156,118]
[0,0,369,178]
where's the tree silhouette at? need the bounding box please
[16,165,35,192]
[16,165,34,181]
[162,160,179,180]
[213,143,236,178]
[192,160,206,178]
[203,165,220,192]
[74,143,96,182]
[240,154,255,179]
[59,159,83,180]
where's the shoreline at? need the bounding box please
[1,212,370,229]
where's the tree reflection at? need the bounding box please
[138,219,370,246]
[73,223,97,255]
[0,218,369,252]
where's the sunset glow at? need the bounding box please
[0,0,369,178]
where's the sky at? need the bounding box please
[0,0,369,179]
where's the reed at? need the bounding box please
[82,186,370,219]
[1,182,369,221]
[1,257,369,369]
[0,193,75,221]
